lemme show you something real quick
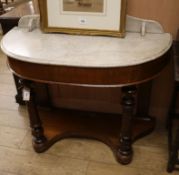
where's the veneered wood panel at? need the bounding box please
[127,0,179,39]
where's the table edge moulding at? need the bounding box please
[0,15,172,165]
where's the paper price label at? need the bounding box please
[79,17,87,25]
[22,88,30,101]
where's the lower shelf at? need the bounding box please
[31,107,155,163]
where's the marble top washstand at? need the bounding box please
[0,15,173,165]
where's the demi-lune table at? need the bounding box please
[1,15,172,164]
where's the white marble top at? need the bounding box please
[1,27,172,68]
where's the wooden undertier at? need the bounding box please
[33,107,155,163]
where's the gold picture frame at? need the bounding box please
[38,0,127,37]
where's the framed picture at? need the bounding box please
[38,0,127,37]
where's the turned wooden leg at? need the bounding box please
[117,86,136,164]
[23,81,47,152]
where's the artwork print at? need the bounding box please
[63,0,104,13]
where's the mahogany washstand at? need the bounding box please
[1,15,172,164]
